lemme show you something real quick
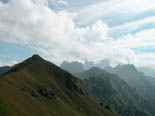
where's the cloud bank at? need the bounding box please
[0,0,155,68]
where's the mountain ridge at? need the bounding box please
[0,54,116,116]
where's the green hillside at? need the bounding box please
[0,55,116,116]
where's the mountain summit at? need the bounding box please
[0,55,116,116]
[115,64,138,73]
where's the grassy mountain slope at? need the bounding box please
[0,55,116,116]
[78,67,155,116]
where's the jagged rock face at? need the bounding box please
[31,88,56,99]
[115,64,138,74]
[60,61,84,74]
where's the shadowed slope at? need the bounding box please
[105,64,155,100]
[78,67,155,116]
[0,66,12,75]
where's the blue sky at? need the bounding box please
[0,0,155,67]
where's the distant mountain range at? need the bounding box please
[77,67,155,116]
[60,59,111,74]
[60,61,84,74]
[1,56,155,116]
[105,64,155,100]
[60,59,155,78]
[0,55,116,116]
[84,59,111,70]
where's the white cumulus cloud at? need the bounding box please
[0,0,155,68]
